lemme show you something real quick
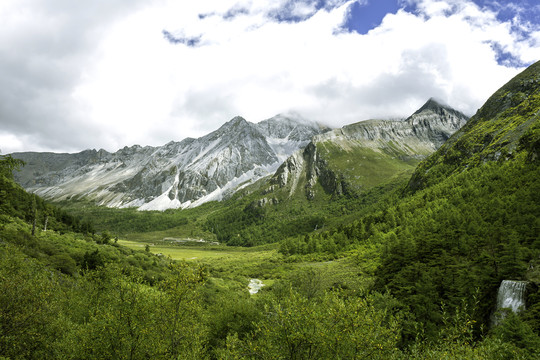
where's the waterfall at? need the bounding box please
[492,280,528,326]
[496,280,527,312]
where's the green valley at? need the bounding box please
[1,61,540,359]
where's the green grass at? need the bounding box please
[118,239,258,261]
[317,141,421,191]
[116,237,370,296]
[117,239,288,278]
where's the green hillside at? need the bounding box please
[278,60,540,353]
[409,60,540,190]
[316,138,420,191]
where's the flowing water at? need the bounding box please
[248,279,265,295]
[492,280,528,326]
[496,280,527,312]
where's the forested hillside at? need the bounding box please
[277,60,540,353]
[0,155,211,358]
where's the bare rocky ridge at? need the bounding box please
[12,114,327,210]
[11,99,468,210]
[267,98,469,199]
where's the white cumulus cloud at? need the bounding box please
[0,0,538,153]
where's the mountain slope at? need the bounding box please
[279,61,540,343]
[202,99,469,246]
[266,98,468,200]
[377,61,540,340]
[12,115,327,210]
[409,61,540,190]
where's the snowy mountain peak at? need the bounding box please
[11,101,467,211]
[256,114,328,140]
[13,114,328,211]
[411,98,467,119]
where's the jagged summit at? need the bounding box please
[11,99,469,210]
[12,114,327,210]
[402,98,470,144]
[414,97,446,113]
[207,115,265,143]
[409,98,469,120]
[219,115,249,128]
[409,60,540,191]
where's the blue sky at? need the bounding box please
[343,0,540,66]
[344,0,401,34]
[1,0,539,153]
[345,0,540,35]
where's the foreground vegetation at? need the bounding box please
[1,221,538,359]
[2,139,539,359]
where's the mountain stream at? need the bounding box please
[248,279,265,295]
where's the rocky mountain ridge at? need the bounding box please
[13,114,328,210]
[12,100,469,210]
[265,98,469,200]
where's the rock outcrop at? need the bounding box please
[12,114,328,210]
[268,99,469,199]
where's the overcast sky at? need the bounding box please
[1,0,539,154]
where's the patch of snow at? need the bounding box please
[185,186,223,209]
[138,169,181,211]
[180,162,281,210]
[187,138,221,167]
[138,193,182,211]
[120,198,145,208]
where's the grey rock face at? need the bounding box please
[322,98,468,154]
[270,99,469,198]
[12,114,328,210]
[10,99,467,210]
